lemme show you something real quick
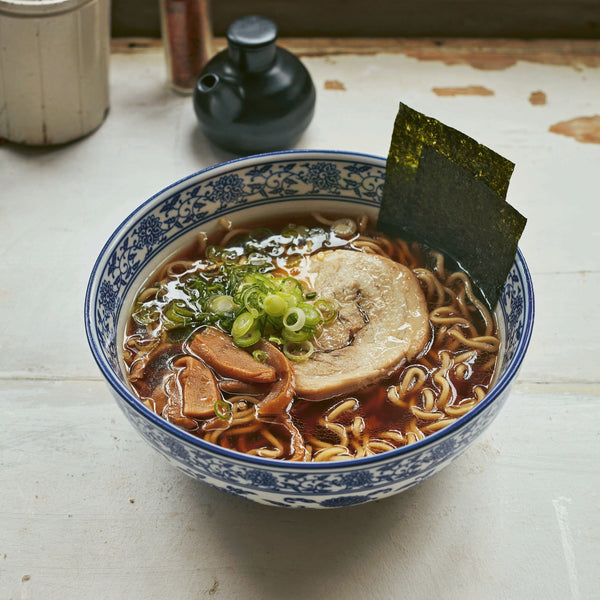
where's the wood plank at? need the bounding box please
[112,36,600,66]
[2,37,599,600]
[2,41,599,384]
[1,380,598,598]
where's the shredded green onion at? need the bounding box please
[132,222,343,349]
[132,304,160,325]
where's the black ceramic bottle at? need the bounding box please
[193,15,316,155]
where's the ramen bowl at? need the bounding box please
[85,150,534,508]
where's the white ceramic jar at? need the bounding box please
[0,0,110,145]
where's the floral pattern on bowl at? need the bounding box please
[86,150,534,508]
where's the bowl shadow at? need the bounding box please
[179,468,452,599]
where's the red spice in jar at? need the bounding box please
[161,0,212,93]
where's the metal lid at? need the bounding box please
[0,0,98,17]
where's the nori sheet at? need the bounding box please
[377,103,526,308]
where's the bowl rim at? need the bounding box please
[85,148,535,470]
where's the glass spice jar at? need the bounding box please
[159,0,213,94]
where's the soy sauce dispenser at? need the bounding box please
[193,15,316,155]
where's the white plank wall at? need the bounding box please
[1,40,599,599]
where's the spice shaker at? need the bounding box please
[160,0,213,94]
[0,0,110,145]
[192,15,316,155]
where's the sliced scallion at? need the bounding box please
[281,327,312,343]
[234,326,262,347]
[214,399,232,420]
[297,302,321,327]
[280,277,304,301]
[132,304,160,325]
[208,295,237,315]
[263,293,287,317]
[283,307,306,332]
[132,223,340,348]
[283,341,314,362]
[314,298,337,324]
[252,349,267,363]
[231,311,255,339]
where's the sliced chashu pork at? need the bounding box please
[294,249,430,400]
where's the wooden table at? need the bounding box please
[1,38,599,599]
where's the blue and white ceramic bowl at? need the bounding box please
[85,150,534,508]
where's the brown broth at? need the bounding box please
[123,214,499,460]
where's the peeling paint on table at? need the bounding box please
[549,115,600,144]
[432,85,495,96]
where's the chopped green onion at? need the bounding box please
[132,304,160,325]
[282,327,312,343]
[281,224,307,238]
[172,300,195,317]
[214,399,232,420]
[266,244,285,257]
[231,311,255,339]
[297,302,321,327]
[283,307,306,332]
[135,222,341,345]
[206,245,240,263]
[241,287,264,317]
[248,227,273,240]
[263,293,287,317]
[315,298,337,324]
[247,252,270,265]
[208,295,237,315]
[163,300,196,329]
[205,245,222,262]
[252,349,267,363]
[283,341,314,362]
[280,277,303,301]
[279,292,298,310]
[234,326,262,347]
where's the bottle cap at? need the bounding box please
[227,15,277,73]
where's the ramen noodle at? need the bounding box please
[123,213,499,461]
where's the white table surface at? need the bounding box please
[1,39,599,600]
